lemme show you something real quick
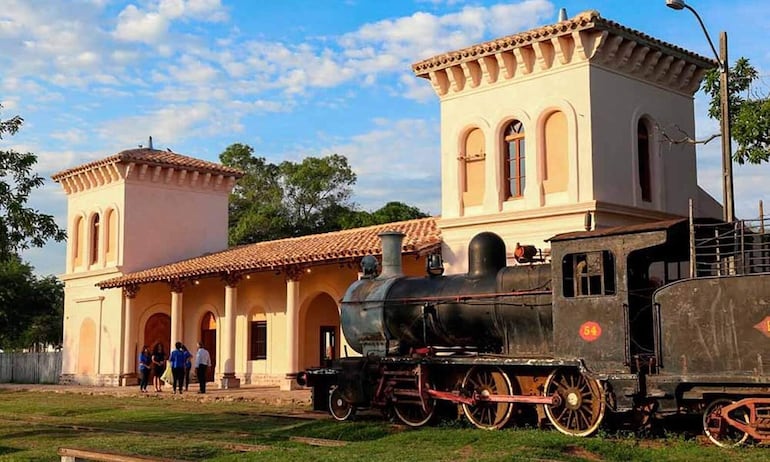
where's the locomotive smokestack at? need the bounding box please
[378,231,405,278]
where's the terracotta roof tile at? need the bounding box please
[51,148,243,181]
[412,10,715,75]
[97,217,442,289]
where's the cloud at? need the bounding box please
[113,0,227,44]
[315,117,442,214]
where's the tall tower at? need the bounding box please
[51,148,242,385]
[412,10,721,273]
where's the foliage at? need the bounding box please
[279,154,357,235]
[220,144,429,245]
[0,256,63,350]
[702,58,770,164]
[0,104,65,351]
[0,105,66,260]
[220,143,287,245]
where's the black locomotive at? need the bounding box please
[297,215,770,446]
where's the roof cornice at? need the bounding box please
[412,10,716,97]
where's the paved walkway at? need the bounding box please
[0,383,313,406]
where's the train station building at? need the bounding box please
[53,10,721,389]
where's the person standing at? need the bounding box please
[194,342,211,394]
[138,345,151,393]
[181,344,192,391]
[151,343,166,392]
[169,342,186,394]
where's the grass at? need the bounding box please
[0,389,766,461]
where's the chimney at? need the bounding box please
[558,8,568,22]
[148,136,153,150]
[378,231,405,278]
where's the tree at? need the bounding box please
[220,144,430,245]
[279,154,357,235]
[0,256,63,350]
[702,58,770,164]
[220,143,287,245]
[0,104,66,260]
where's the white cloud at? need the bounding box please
[113,0,227,44]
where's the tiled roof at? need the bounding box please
[97,217,442,289]
[412,10,714,75]
[51,148,243,181]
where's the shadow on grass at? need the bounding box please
[0,446,21,456]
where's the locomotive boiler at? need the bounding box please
[297,215,770,446]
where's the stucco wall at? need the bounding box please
[588,66,701,216]
[123,180,230,273]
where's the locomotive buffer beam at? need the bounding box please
[427,389,559,407]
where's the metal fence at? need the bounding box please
[0,351,62,384]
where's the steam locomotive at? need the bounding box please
[297,215,770,446]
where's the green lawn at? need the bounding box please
[0,389,765,461]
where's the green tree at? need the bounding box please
[0,104,66,260]
[702,58,770,164]
[0,256,63,350]
[279,154,357,235]
[220,143,286,245]
[220,144,430,244]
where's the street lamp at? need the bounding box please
[666,0,734,222]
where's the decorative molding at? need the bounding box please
[221,272,243,288]
[167,279,187,293]
[415,26,712,98]
[283,265,304,282]
[123,284,139,299]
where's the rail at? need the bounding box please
[690,215,770,277]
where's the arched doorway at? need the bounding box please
[144,313,170,358]
[200,312,217,383]
[300,293,340,370]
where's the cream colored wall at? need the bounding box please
[122,180,230,273]
[588,67,702,217]
[60,276,124,385]
[439,63,593,220]
[65,182,125,274]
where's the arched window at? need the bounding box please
[637,120,652,202]
[543,111,568,193]
[73,216,84,268]
[90,214,100,265]
[105,209,118,263]
[503,120,525,198]
[462,128,485,207]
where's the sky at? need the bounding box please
[2,0,769,276]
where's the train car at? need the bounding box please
[296,216,770,446]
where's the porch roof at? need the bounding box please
[96,217,442,289]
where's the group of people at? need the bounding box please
[138,341,212,394]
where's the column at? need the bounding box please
[120,284,139,386]
[169,280,185,345]
[221,274,241,389]
[282,271,300,391]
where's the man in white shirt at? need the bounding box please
[194,342,212,393]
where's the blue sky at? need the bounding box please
[2,0,768,276]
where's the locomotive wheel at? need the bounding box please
[329,386,356,421]
[393,397,436,427]
[544,369,605,437]
[461,366,514,430]
[702,399,749,447]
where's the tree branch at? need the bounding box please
[656,123,720,146]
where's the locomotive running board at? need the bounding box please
[426,389,558,406]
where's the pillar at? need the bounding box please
[221,274,241,389]
[282,273,300,391]
[170,291,183,345]
[120,285,139,386]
